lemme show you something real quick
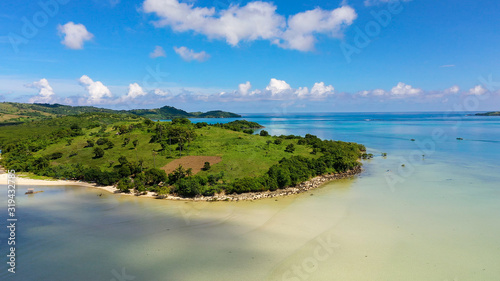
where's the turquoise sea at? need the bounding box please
[1,112,500,280]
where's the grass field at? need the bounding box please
[34,123,319,182]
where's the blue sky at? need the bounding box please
[0,0,499,113]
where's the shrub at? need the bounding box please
[202,161,211,171]
[117,178,132,193]
[274,139,282,145]
[86,140,95,147]
[172,118,191,125]
[47,152,63,160]
[122,137,130,147]
[96,138,108,146]
[93,147,104,158]
[145,168,167,185]
[118,156,129,166]
[285,143,295,153]
[243,129,254,134]
[106,141,114,150]
[259,130,269,136]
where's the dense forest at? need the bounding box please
[0,113,364,198]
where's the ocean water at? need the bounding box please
[1,112,500,281]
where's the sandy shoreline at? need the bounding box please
[0,173,159,197]
[0,166,362,201]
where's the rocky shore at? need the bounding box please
[158,165,363,202]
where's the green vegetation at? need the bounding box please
[0,102,240,125]
[128,106,241,119]
[0,113,364,198]
[475,111,500,116]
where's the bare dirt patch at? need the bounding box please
[161,156,222,175]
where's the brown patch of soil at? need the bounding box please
[161,156,222,175]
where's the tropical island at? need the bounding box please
[0,102,241,125]
[0,107,365,201]
[475,111,500,116]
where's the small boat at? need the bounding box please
[456,138,464,140]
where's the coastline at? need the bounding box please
[0,166,362,201]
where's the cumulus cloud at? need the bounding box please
[238,81,252,95]
[467,85,488,96]
[278,6,357,51]
[390,82,422,97]
[57,22,94,49]
[78,75,112,104]
[445,85,460,94]
[266,78,291,95]
[150,45,166,58]
[173,46,210,62]
[117,83,147,102]
[356,83,466,103]
[311,82,335,97]
[205,79,334,102]
[143,0,357,52]
[26,78,57,103]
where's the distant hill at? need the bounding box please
[192,110,241,118]
[129,106,241,119]
[0,102,241,124]
[476,111,500,116]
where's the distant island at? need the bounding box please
[0,102,241,125]
[0,113,364,200]
[475,111,500,116]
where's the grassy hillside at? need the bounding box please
[0,102,117,124]
[0,102,241,124]
[0,114,364,197]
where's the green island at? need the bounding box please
[475,111,500,116]
[0,111,365,200]
[0,102,240,125]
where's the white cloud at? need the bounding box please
[57,22,94,50]
[150,45,166,58]
[25,78,57,103]
[311,82,335,96]
[364,0,412,6]
[445,85,460,94]
[153,89,173,97]
[78,75,112,104]
[390,82,422,97]
[143,0,357,52]
[238,81,252,95]
[356,83,465,102]
[266,78,292,95]
[121,83,147,101]
[467,85,487,96]
[278,6,357,51]
[173,46,210,62]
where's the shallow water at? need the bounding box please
[1,112,499,280]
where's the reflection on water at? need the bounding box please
[1,112,499,280]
